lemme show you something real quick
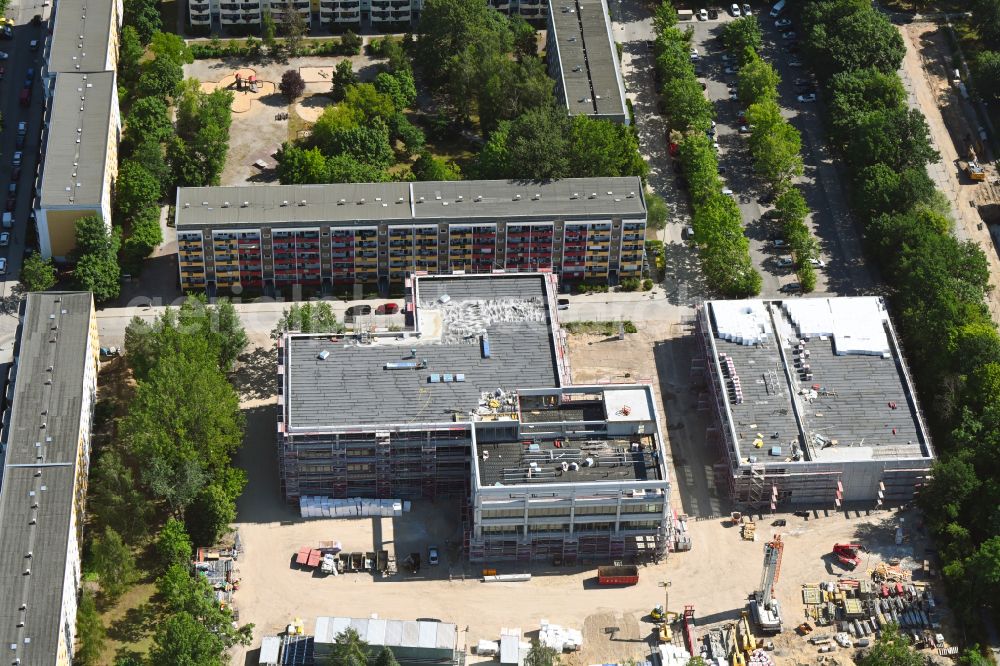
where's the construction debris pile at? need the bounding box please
[800,577,955,654]
[423,298,546,344]
[672,511,692,551]
[696,612,774,666]
[192,540,242,610]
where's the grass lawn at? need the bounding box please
[96,581,158,665]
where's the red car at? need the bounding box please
[5,196,16,212]
[376,302,399,315]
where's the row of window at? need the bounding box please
[482,503,663,519]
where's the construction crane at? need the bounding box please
[749,534,783,635]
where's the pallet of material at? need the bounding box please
[802,587,822,605]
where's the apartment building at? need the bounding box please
[547,0,629,124]
[35,72,121,261]
[0,292,100,665]
[278,273,671,562]
[174,178,646,293]
[698,297,934,508]
[37,0,121,261]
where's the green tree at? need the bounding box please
[314,123,394,169]
[341,30,363,54]
[75,215,116,256]
[123,209,164,270]
[130,138,172,186]
[412,150,461,181]
[124,0,162,44]
[856,624,926,666]
[752,120,803,186]
[118,26,144,87]
[722,17,763,55]
[91,527,137,601]
[807,3,905,77]
[331,60,358,102]
[150,32,194,65]
[477,57,554,134]
[971,50,1000,102]
[325,154,388,183]
[373,647,400,666]
[281,0,307,56]
[524,640,557,666]
[738,52,780,105]
[974,0,1000,48]
[277,144,331,184]
[280,69,306,100]
[262,9,277,50]
[652,0,678,34]
[149,612,226,666]
[137,55,184,99]
[124,97,174,149]
[116,161,160,222]
[72,217,121,303]
[20,253,57,292]
[89,449,153,542]
[156,518,194,571]
[271,302,343,338]
[186,480,240,545]
[568,115,648,179]
[343,83,397,126]
[169,86,234,187]
[646,192,668,230]
[393,114,425,155]
[75,589,106,665]
[329,628,370,666]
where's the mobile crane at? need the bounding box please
[749,534,784,634]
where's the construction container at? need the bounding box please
[597,564,639,585]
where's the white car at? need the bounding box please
[428,547,440,565]
[809,258,826,267]
[797,93,817,103]
[730,3,741,16]
[739,124,752,133]
[0,258,7,275]
[721,187,734,195]
[12,151,22,167]
[772,239,786,248]
[782,31,797,40]
[713,140,721,151]
[0,51,8,60]
[743,3,751,14]
[16,121,26,136]
[0,232,9,247]
[698,8,708,20]
[775,17,792,27]
[789,60,803,67]
[776,257,794,267]
[690,48,699,60]
[729,92,739,100]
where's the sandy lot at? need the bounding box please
[227,326,953,666]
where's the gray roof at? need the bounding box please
[0,292,95,666]
[284,275,560,431]
[706,299,931,466]
[477,435,661,485]
[176,178,646,227]
[39,72,115,208]
[549,0,628,119]
[48,0,117,73]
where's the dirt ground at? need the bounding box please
[183,51,388,186]
[898,21,1000,322]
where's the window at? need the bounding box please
[482,508,522,519]
[527,507,570,518]
[347,463,373,473]
[574,504,616,515]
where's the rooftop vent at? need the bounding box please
[589,192,597,199]
[300,200,307,206]
[475,195,482,202]
[222,202,230,208]
[571,192,579,199]
[513,194,521,201]
[241,201,249,207]
[397,196,405,203]
[317,350,329,360]
[338,198,346,204]
[281,200,289,206]
[533,193,540,200]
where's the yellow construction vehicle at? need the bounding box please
[730,651,746,666]
[960,160,986,182]
[657,622,673,643]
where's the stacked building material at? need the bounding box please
[657,644,692,666]
[538,621,582,652]
[299,496,406,518]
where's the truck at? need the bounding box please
[597,564,639,585]
[960,160,986,182]
[676,8,693,20]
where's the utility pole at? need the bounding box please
[659,580,671,617]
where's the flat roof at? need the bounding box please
[706,298,932,466]
[283,275,560,431]
[176,178,646,227]
[477,434,661,485]
[48,0,116,73]
[549,0,628,119]
[314,616,458,650]
[39,72,115,208]
[0,292,95,665]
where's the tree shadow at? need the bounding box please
[233,345,276,401]
[107,602,156,643]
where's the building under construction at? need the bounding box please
[277,272,671,561]
[696,297,933,508]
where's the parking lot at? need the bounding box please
[682,7,877,298]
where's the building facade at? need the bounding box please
[37,0,122,261]
[547,0,629,124]
[0,293,99,665]
[175,179,646,293]
[698,298,934,508]
[277,273,670,562]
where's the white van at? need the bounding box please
[770,0,786,17]
[1,212,11,229]
[677,8,694,20]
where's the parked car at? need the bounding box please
[0,25,11,38]
[557,298,570,310]
[776,257,794,267]
[689,47,699,60]
[15,135,23,149]
[721,54,733,62]
[730,3,741,16]
[12,151,22,167]
[809,258,826,267]
[772,239,786,248]
[793,78,812,86]
[8,183,16,196]
[724,66,738,74]
[0,232,10,247]
[428,547,440,565]
[5,197,14,212]
[789,59,803,67]
[708,8,719,18]
[775,17,792,27]
[781,281,802,293]
[742,3,751,14]
[739,124,752,133]
[344,304,372,321]
[682,226,696,240]
[698,7,708,19]
[0,258,8,275]
[783,44,800,54]
[28,38,38,50]
[797,93,817,103]
[0,51,8,60]
[0,65,5,79]
[782,31,797,40]
[375,302,399,315]
[17,121,26,136]
[10,167,21,181]
[721,187,734,196]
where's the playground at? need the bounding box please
[198,67,278,114]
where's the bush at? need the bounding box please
[341,30,363,55]
[642,279,654,291]
[620,278,641,291]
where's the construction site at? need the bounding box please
[695,297,934,508]
[275,272,673,563]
